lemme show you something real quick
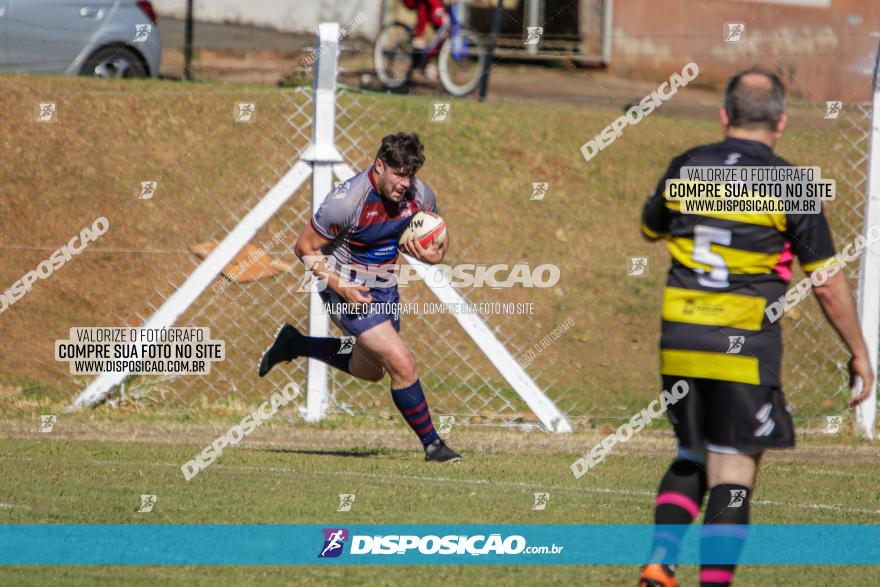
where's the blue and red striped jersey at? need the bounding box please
[311,166,439,284]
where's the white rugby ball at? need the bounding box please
[399,211,447,249]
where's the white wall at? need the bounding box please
[151,0,383,38]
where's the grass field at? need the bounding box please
[2,418,880,585]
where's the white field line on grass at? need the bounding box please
[800,468,874,478]
[5,455,878,517]
[82,457,880,518]
[284,467,880,518]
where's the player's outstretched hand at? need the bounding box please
[402,236,443,264]
[847,354,874,407]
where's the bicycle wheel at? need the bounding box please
[374,22,414,89]
[438,28,486,96]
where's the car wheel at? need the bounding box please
[80,46,148,78]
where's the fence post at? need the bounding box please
[301,23,345,422]
[602,0,613,65]
[856,39,880,439]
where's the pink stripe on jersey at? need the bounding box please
[699,569,735,584]
[772,241,794,282]
[655,491,700,519]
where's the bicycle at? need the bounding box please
[373,4,487,97]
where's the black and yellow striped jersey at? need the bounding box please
[641,137,837,387]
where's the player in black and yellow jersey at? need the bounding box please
[637,69,875,587]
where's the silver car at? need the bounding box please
[0,0,161,78]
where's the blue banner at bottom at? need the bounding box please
[0,525,877,565]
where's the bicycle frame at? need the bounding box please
[422,3,469,65]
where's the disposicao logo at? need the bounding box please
[318,528,349,558]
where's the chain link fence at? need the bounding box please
[104,85,875,432]
[118,82,540,424]
[778,102,874,424]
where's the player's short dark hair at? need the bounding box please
[376,132,425,176]
[724,68,786,131]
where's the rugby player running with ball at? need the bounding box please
[259,132,461,463]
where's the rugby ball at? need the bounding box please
[399,211,447,248]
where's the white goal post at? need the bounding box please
[855,39,880,439]
[70,22,573,434]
